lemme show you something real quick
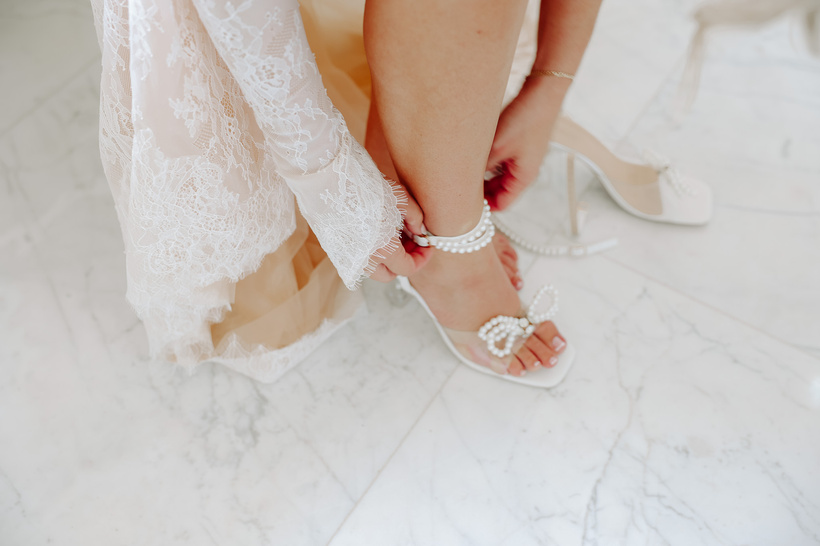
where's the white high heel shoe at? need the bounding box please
[551,116,713,225]
[401,200,576,389]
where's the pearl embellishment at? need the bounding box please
[477,284,559,358]
[413,200,495,254]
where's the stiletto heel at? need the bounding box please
[492,148,618,258]
[566,151,580,237]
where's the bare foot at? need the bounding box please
[409,244,566,377]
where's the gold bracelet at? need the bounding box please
[528,69,575,81]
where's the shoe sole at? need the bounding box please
[397,276,575,389]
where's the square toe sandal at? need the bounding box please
[402,200,576,388]
[551,116,713,226]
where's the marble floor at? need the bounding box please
[1,0,819,545]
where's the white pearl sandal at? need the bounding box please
[551,116,713,226]
[488,116,712,260]
[398,200,576,388]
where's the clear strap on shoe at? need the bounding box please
[413,200,495,253]
[478,284,559,358]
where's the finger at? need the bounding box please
[486,163,531,212]
[408,244,434,270]
[400,232,434,269]
[493,186,525,212]
[399,188,426,236]
[484,175,505,211]
[382,243,429,278]
[484,166,519,211]
[369,263,397,283]
[486,142,505,173]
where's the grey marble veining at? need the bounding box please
[330,259,820,546]
[605,16,820,356]
[0,53,458,546]
[1,0,819,544]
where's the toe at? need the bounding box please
[514,344,542,371]
[498,253,523,290]
[494,234,519,263]
[506,244,518,263]
[501,259,518,279]
[507,356,526,377]
[523,331,559,368]
[499,250,518,272]
[495,231,516,256]
[509,322,566,375]
[533,321,567,355]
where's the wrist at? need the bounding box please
[522,71,573,98]
[514,76,570,121]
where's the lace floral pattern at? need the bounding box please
[91,0,401,375]
[193,0,401,284]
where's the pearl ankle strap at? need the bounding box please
[413,200,495,254]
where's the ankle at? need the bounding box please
[412,246,502,287]
[419,195,487,237]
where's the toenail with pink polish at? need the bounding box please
[533,361,541,368]
[549,356,558,367]
[552,336,566,351]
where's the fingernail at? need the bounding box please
[533,361,541,368]
[549,356,558,367]
[552,336,566,351]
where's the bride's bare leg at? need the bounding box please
[365,100,523,289]
[364,0,567,376]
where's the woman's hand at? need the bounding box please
[484,77,568,211]
[368,182,433,282]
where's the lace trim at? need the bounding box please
[209,315,353,383]
[193,0,403,288]
[92,0,400,374]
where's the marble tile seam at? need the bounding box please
[1,177,83,364]
[601,253,820,363]
[0,54,100,140]
[264,392,358,506]
[324,363,460,546]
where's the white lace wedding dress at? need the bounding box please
[91,0,540,382]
